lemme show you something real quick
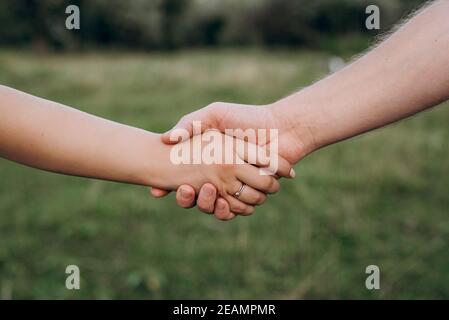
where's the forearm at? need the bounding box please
[273,0,449,160]
[0,85,168,186]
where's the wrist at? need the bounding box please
[141,134,199,191]
[268,93,322,162]
[138,134,178,189]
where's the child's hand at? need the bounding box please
[150,130,292,218]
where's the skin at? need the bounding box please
[153,0,449,214]
[0,85,293,221]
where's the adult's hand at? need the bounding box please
[152,1,449,216]
[161,102,314,164]
[150,102,314,218]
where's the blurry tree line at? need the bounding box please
[0,0,428,52]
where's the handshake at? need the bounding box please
[0,87,309,223]
[149,102,305,221]
[2,2,447,222]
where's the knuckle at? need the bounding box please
[179,115,189,124]
[217,163,234,173]
[208,101,223,110]
[207,102,218,110]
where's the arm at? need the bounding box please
[163,0,449,163]
[272,0,449,160]
[0,85,286,220]
[0,85,163,186]
[158,0,449,211]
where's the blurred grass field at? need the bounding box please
[0,49,448,299]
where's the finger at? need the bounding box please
[161,117,194,145]
[197,183,218,214]
[274,156,296,178]
[235,141,295,178]
[223,180,256,215]
[161,108,215,145]
[238,186,267,206]
[175,185,197,208]
[214,197,236,221]
[227,181,266,206]
[150,187,171,198]
[236,164,280,194]
[223,194,256,216]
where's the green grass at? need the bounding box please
[0,49,448,299]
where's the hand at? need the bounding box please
[154,130,292,220]
[163,102,313,163]
[151,101,316,216]
[158,1,449,217]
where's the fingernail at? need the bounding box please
[289,168,296,178]
[204,186,214,197]
[181,188,190,199]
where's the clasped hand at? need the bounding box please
[151,102,301,221]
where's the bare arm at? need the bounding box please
[157,0,449,212]
[274,0,449,159]
[0,85,166,186]
[0,86,285,220]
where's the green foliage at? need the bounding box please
[0,49,448,299]
[0,0,428,52]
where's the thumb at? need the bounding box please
[149,187,171,198]
[161,107,217,145]
[161,116,194,145]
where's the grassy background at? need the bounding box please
[0,49,448,299]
